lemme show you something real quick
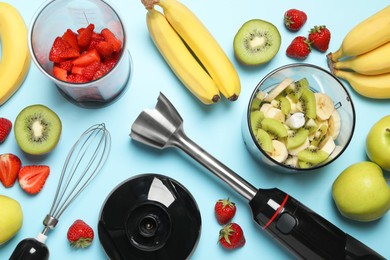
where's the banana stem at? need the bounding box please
[141,0,159,10]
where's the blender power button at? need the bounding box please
[276,212,297,234]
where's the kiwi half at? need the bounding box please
[14,104,62,155]
[233,19,281,66]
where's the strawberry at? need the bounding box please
[62,29,80,52]
[214,197,236,225]
[77,24,95,50]
[49,37,71,63]
[0,153,22,187]
[96,41,114,60]
[284,9,307,31]
[57,60,74,72]
[67,219,94,248]
[72,49,101,67]
[18,165,50,194]
[81,61,101,80]
[0,117,12,143]
[286,36,311,60]
[67,74,88,83]
[219,223,246,250]
[59,47,80,60]
[53,66,68,81]
[308,25,331,52]
[101,28,122,52]
[93,60,117,80]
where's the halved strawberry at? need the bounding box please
[93,59,117,80]
[57,60,74,72]
[49,37,71,63]
[0,153,22,188]
[62,29,80,52]
[101,28,122,52]
[81,61,101,80]
[59,47,80,60]
[92,32,105,41]
[72,49,101,67]
[96,41,114,60]
[0,117,12,144]
[67,74,88,83]
[71,65,84,75]
[18,165,50,195]
[88,38,104,51]
[77,24,95,50]
[53,66,68,81]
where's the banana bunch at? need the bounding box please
[141,0,241,104]
[0,2,31,106]
[327,4,390,99]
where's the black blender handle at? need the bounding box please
[249,188,386,260]
[9,238,49,260]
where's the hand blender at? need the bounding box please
[130,93,385,260]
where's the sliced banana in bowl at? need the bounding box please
[242,63,356,173]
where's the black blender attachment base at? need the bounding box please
[98,173,201,260]
[130,93,385,259]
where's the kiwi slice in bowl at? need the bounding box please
[233,19,281,66]
[14,104,62,155]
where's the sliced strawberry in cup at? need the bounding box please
[101,28,122,52]
[72,49,101,67]
[67,74,88,83]
[57,60,73,72]
[53,66,68,81]
[49,37,71,63]
[62,29,80,52]
[81,61,101,80]
[77,24,95,50]
[96,41,114,60]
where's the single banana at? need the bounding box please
[333,69,390,99]
[328,4,390,61]
[144,8,220,104]
[0,3,31,105]
[331,41,390,76]
[145,0,241,101]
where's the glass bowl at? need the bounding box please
[241,63,356,173]
[28,0,132,108]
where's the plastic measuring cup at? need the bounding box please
[28,0,132,108]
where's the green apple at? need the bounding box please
[0,195,23,245]
[332,161,390,222]
[366,115,390,171]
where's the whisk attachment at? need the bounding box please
[42,123,111,235]
[9,123,111,260]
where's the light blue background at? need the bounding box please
[1,0,389,259]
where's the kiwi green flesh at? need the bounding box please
[273,95,291,115]
[256,129,274,152]
[297,147,329,165]
[287,128,309,150]
[250,110,264,133]
[234,19,281,66]
[14,104,62,155]
[284,78,309,103]
[261,118,287,138]
[299,88,316,119]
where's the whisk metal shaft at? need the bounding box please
[42,123,111,235]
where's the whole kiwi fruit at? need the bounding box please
[14,104,62,155]
[233,19,281,66]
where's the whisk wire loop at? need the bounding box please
[44,123,111,231]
